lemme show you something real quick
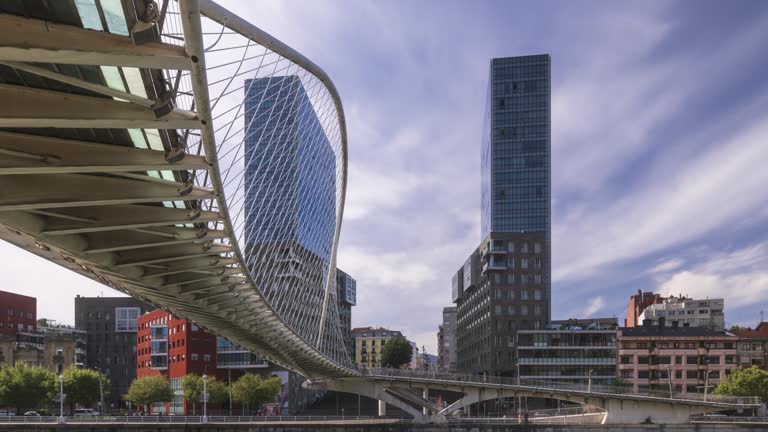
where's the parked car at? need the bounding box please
[73,409,99,417]
[23,411,40,416]
[703,412,727,417]
[0,410,15,416]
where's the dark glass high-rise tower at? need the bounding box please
[454,55,551,377]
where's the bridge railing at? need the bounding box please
[357,368,761,405]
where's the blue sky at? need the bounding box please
[3,0,768,354]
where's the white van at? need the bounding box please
[73,409,99,417]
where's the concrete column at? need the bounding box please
[377,400,386,417]
[423,387,429,415]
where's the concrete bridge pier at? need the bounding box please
[422,387,428,415]
[377,400,386,417]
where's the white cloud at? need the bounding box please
[657,242,768,308]
[648,258,685,274]
[554,109,768,282]
[584,296,606,316]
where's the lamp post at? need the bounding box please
[228,368,232,416]
[588,370,594,393]
[704,370,714,401]
[664,365,673,398]
[516,364,521,416]
[58,374,65,423]
[202,374,208,423]
[98,370,104,415]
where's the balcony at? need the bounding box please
[150,354,168,370]
[150,326,168,341]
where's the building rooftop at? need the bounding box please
[733,322,768,339]
[619,326,735,338]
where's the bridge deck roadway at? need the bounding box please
[308,374,762,425]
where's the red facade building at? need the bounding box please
[625,290,663,327]
[137,309,269,414]
[0,290,37,336]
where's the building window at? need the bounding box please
[507,242,515,253]
[521,259,528,269]
[191,353,199,361]
[534,289,542,301]
[115,307,140,332]
[534,243,541,253]
[507,273,514,284]
[521,289,529,300]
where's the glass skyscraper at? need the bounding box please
[454,55,551,377]
[242,76,337,341]
[481,55,550,238]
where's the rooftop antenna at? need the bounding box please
[761,310,765,323]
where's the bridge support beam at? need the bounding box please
[377,400,386,417]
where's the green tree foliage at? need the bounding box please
[0,363,56,413]
[181,374,203,415]
[714,366,768,402]
[125,375,173,409]
[207,379,230,405]
[381,336,412,368]
[62,366,110,413]
[231,374,281,411]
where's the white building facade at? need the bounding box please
[638,296,724,331]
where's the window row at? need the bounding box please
[493,155,546,170]
[496,125,548,139]
[492,139,547,156]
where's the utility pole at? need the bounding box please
[588,369,594,393]
[202,374,208,423]
[704,370,714,401]
[98,372,104,415]
[228,368,232,416]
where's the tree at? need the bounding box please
[0,363,56,413]
[181,374,203,415]
[207,380,230,405]
[381,336,412,368]
[231,374,281,413]
[62,366,110,414]
[125,375,173,411]
[714,366,768,402]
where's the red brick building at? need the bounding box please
[0,290,36,336]
[137,310,269,414]
[137,310,221,414]
[625,290,663,327]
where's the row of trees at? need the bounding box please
[0,364,109,414]
[125,373,282,414]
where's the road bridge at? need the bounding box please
[0,0,760,425]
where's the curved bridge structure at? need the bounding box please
[0,0,762,424]
[0,0,354,378]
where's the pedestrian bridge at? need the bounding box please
[309,369,761,424]
[0,0,761,425]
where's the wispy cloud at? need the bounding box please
[657,242,768,309]
[584,296,606,317]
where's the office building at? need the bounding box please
[454,54,551,377]
[437,306,457,372]
[336,269,357,358]
[617,321,738,394]
[732,322,768,370]
[352,327,403,369]
[243,76,339,353]
[517,318,617,386]
[0,289,36,336]
[625,290,663,327]
[638,296,725,331]
[75,296,152,408]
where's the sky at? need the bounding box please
[3,0,768,355]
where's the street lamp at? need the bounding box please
[664,365,673,398]
[97,370,104,415]
[588,370,594,393]
[704,370,714,401]
[201,374,209,423]
[58,374,65,424]
[516,364,521,416]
